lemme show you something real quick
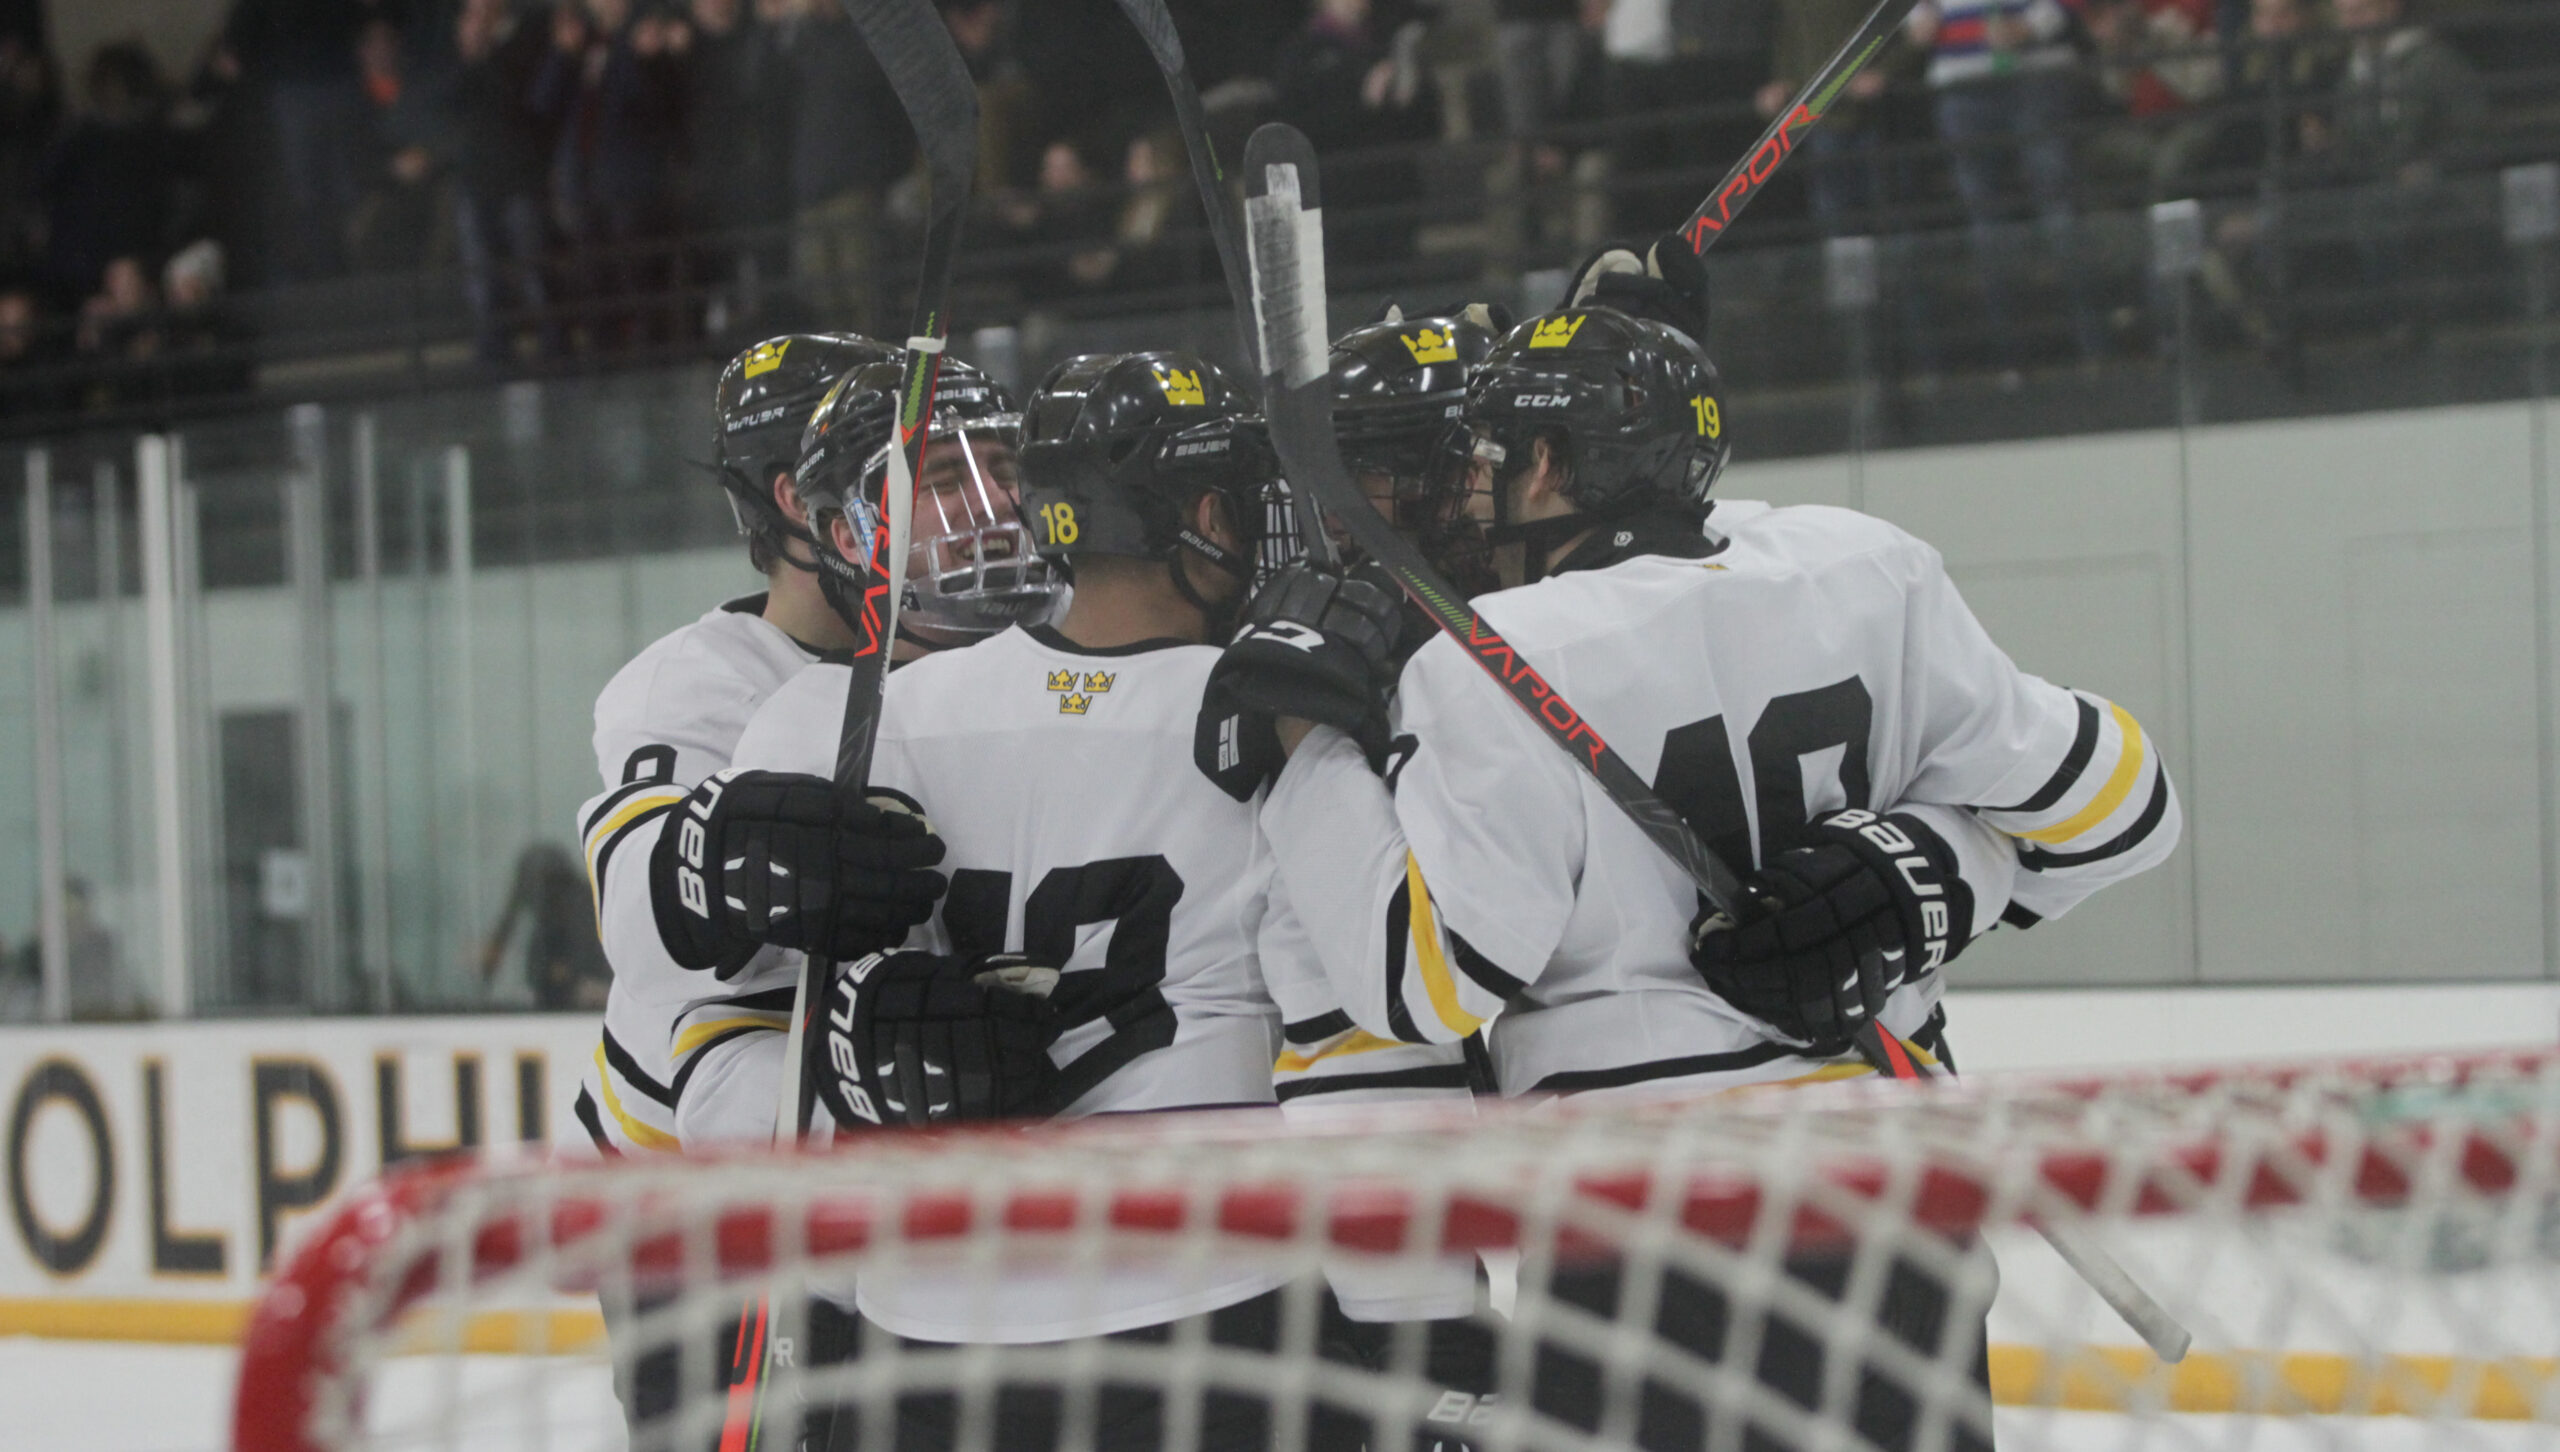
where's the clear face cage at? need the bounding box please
[887,417,1066,644]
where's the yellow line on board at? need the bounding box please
[0,1298,608,1356]
[1990,1345,2560,1420]
[2,1301,2552,1420]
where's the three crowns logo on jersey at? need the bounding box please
[1154,367,1206,407]
[1046,669,1116,715]
[1401,328,1457,364]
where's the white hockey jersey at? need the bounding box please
[706,623,1298,1341]
[571,595,818,1155]
[1261,500,2180,1097]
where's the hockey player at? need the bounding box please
[1201,300,2178,1450]
[575,339,1062,1156]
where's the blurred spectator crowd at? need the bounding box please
[0,0,2548,414]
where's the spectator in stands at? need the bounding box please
[771,0,911,331]
[1274,0,1439,267]
[37,42,179,310]
[220,0,372,282]
[72,255,161,409]
[1496,0,1586,160]
[532,0,687,352]
[450,0,561,364]
[2083,0,2223,198]
[0,281,57,416]
[2189,0,2337,358]
[351,17,451,273]
[1763,0,1912,235]
[942,0,1038,193]
[679,0,789,338]
[1004,136,1118,301]
[1908,0,2104,372]
[160,237,252,398]
[0,36,60,281]
[1603,0,1772,235]
[2301,0,2481,337]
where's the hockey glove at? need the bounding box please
[1194,563,1404,802]
[649,770,947,978]
[816,950,1061,1131]
[1563,230,1711,346]
[1689,809,1970,1056]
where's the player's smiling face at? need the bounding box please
[916,434,1025,571]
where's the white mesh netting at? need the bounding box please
[233,1049,2560,1452]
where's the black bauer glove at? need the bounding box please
[1194,563,1404,802]
[1562,230,1711,346]
[817,950,1061,1130]
[649,770,948,978]
[1689,808,1973,1057]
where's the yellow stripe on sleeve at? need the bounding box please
[1273,1029,1413,1076]
[672,1013,790,1058]
[585,790,685,873]
[591,1045,681,1153]
[2018,704,2146,845]
[1406,853,1486,1037]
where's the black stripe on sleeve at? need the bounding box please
[590,802,676,899]
[1994,695,2100,814]
[1531,1042,1795,1095]
[1274,1065,1472,1102]
[667,1025,773,1107]
[2016,767,2170,871]
[573,1086,619,1156]
[1450,933,1526,1002]
[1284,1011,1355,1047]
[2000,902,2044,930]
[1380,882,1429,1046]
[601,1027,676,1109]
[713,986,801,1015]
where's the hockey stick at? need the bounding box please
[1672,0,1923,257]
[1110,0,1339,566]
[775,0,981,1147]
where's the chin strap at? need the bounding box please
[1167,528,1254,637]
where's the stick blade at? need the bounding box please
[1240,123,1330,391]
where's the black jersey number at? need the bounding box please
[943,856,1185,1107]
[1652,676,1874,868]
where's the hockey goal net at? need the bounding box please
[233,1049,2560,1452]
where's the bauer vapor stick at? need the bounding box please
[1238,122,1922,1071]
[774,0,979,1146]
[1673,0,1923,256]
[1110,0,1338,566]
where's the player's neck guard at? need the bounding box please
[1493,501,1719,582]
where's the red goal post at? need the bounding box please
[234,1048,2560,1452]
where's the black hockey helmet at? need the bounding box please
[1329,305,1505,594]
[1017,351,1278,596]
[1461,305,1730,523]
[793,354,1063,647]
[714,333,897,565]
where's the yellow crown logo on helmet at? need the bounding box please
[1045,669,1077,692]
[1528,315,1586,349]
[1083,672,1116,693]
[742,339,790,377]
[1058,692,1092,716]
[1155,367,1207,407]
[1401,328,1457,365]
